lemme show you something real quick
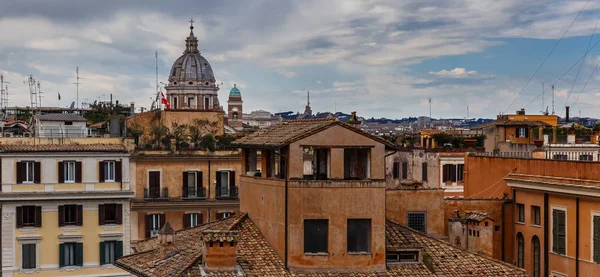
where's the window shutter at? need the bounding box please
[75,243,84,266]
[525,128,529,138]
[422,163,428,181]
[145,214,151,238]
[552,210,558,253]
[16,162,23,184]
[229,171,236,191]
[99,241,105,265]
[98,204,105,225]
[75,162,82,183]
[182,172,188,198]
[59,243,65,268]
[216,171,222,196]
[16,206,23,228]
[594,216,600,263]
[58,161,65,183]
[159,214,166,229]
[199,213,204,225]
[183,214,190,228]
[115,204,122,225]
[58,205,65,227]
[115,161,122,182]
[558,211,566,254]
[33,162,41,184]
[35,206,42,227]
[99,161,105,183]
[76,205,83,226]
[116,241,123,259]
[197,171,203,197]
[450,164,457,182]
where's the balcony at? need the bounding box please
[182,186,207,200]
[215,186,238,200]
[144,187,169,200]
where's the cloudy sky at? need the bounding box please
[1,0,600,119]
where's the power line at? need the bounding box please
[571,57,600,109]
[504,0,590,113]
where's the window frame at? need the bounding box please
[392,161,399,179]
[64,205,78,226]
[551,206,567,255]
[104,161,116,182]
[421,162,428,181]
[347,219,371,253]
[104,204,117,224]
[22,243,37,270]
[64,161,76,183]
[190,213,199,227]
[532,235,541,277]
[401,161,408,180]
[456,164,464,182]
[219,170,230,196]
[103,240,117,265]
[516,203,525,223]
[304,219,329,254]
[23,161,35,183]
[531,205,541,226]
[407,212,427,233]
[62,242,77,267]
[591,212,600,263]
[517,232,524,268]
[21,206,37,227]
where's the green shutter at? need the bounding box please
[116,241,123,259]
[75,243,83,266]
[99,241,105,265]
[59,244,65,268]
[594,216,600,263]
[552,210,558,253]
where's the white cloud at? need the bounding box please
[275,69,297,78]
[429,68,478,78]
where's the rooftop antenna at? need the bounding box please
[37,81,43,109]
[155,51,159,96]
[541,81,544,114]
[307,90,310,107]
[428,97,432,119]
[73,67,82,109]
[551,84,555,115]
[25,75,39,112]
[1,74,10,114]
[467,105,469,119]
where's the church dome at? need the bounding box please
[229,84,241,97]
[168,24,216,86]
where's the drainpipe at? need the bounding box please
[208,160,211,199]
[576,197,580,277]
[273,149,289,270]
[544,193,549,277]
[501,199,506,261]
[513,189,516,265]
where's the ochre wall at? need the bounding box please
[514,190,545,274]
[386,189,445,236]
[288,125,386,180]
[507,114,558,126]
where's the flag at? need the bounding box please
[161,91,170,109]
[58,92,61,100]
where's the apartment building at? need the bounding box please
[0,138,133,277]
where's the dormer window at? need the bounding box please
[386,250,420,264]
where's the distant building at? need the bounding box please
[226,84,243,130]
[242,110,281,129]
[33,113,88,138]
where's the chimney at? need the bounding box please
[158,222,177,259]
[565,106,570,123]
[516,108,525,115]
[201,230,239,271]
[130,102,135,115]
[347,111,362,129]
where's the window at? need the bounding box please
[99,204,122,225]
[347,219,371,253]
[401,162,408,180]
[64,161,75,183]
[532,206,541,226]
[232,112,238,119]
[407,212,427,233]
[184,213,202,228]
[59,205,82,227]
[173,97,178,109]
[146,214,165,238]
[552,209,566,255]
[60,242,82,267]
[553,154,568,160]
[580,154,594,161]
[22,244,36,269]
[422,163,428,181]
[392,162,399,179]
[533,236,540,277]
[17,161,39,184]
[204,96,210,109]
[216,212,232,220]
[17,206,41,228]
[182,171,203,198]
[344,148,370,180]
[516,204,525,223]
[304,219,328,253]
[516,127,528,138]
[104,161,115,182]
[216,171,236,198]
[442,164,457,183]
[456,164,464,182]
[187,97,194,107]
[594,216,600,263]
[148,171,161,199]
[387,251,419,263]
[517,233,524,268]
[100,240,122,265]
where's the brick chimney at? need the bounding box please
[158,222,177,259]
[347,111,362,129]
[201,230,239,271]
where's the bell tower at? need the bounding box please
[227,84,243,129]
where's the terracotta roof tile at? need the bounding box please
[36,113,87,122]
[472,119,551,130]
[505,173,600,189]
[0,143,127,153]
[465,212,494,222]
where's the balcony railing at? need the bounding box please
[182,186,207,199]
[144,187,169,200]
[215,186,238,199]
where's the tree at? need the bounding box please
[216,134,235,149]
[201,134,216,152]
[171,123,189,150]
[127,122,144,146]
[151,124,169,148]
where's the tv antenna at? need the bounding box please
[1,74,10,113]
[551,84,555,115]
[24,75,39,112]
[428,98,432,119]
[73,67,83,109]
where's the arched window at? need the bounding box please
[517,233,525,268]
[532,236,540,277]
[233,112,238,120]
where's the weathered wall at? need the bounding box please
[468,219,494,256]
[385,150,439,189]
[448,220,467,249]
[386,189,445,236]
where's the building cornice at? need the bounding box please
[505,177,600,198]
[0,191,134,201]
[131,199,239,211]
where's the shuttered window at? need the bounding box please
[22,244,36,269]
[456,164,464,182]
[347,219,371,253]
[16,206,41,228]
[533,236,540,277]
[517,233,524,268]
[99,161,121,183]
[304,219,328,253]
[99,240,122,265]
[184,213,203,228]
[442,164,457,182]
[59,242,83,267]
[59,205,83,227]
[516,204,525,223]
[392,162,399,179]
[593,216,600,263]
[16,161,40,184]
[552,209,566,255]
[401,162,408,180]
[532,206,541,226]
[98,204,122,225]
[421,163,428,181]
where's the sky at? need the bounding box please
[1,0,600,119]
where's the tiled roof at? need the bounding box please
[116,214,527,277]
[36,113,87,122]
[232,118,392,148]
[465,212,494,222]
[0,144,127,153]
[472,119,551,130]
[505,173,600,189]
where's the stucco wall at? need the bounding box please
[385,150,440,189]
[386,189,445,236]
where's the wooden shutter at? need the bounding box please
[182,172,188,198]
[35,206,42,227]
[59,244,65,268]
[450,164,457,182]
[99,161,105,183]
[422,163,428,181]
[98,204,105,225]
[159,214,166,229]
[16,162,23,184]
[197,171,203,197]
[99,241,105,265]
[75,162,82,183]
[552,210,559,253]
[116,240,123,259]
[525,128,529,138]
[199,213,204,224]
[594,216,600,263]
[58,205,65,227]
[216,171,222,197]
[75,242,83,266]
[58,161,65,183]
[145,214,151,238]
[229,171,236,192]
[392,162,399,179]
[558,210,566,254]
[401,162,407,179]
[16,206,23,228]
[115,161,122,182]
[33,162,41,184]
[76,205,83,226]
[183,213,190,228]
[115,204,122,225]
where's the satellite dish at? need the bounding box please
[69,101,75,109]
